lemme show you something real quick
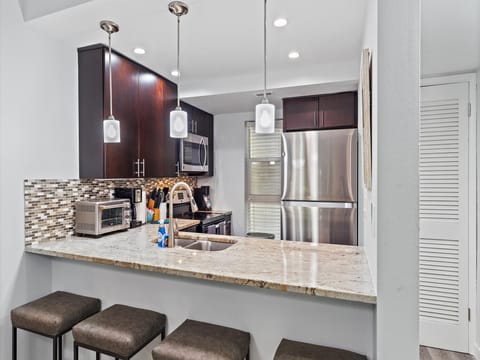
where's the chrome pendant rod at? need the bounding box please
[108,32,113,117]
[176,15,181,108]
[263,0,267,101]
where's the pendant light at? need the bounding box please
[169,1,189,139]
[255,0,275,134]
[100,20,121,143]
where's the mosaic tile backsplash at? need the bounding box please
[24,177,197,244]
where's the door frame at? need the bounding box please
[421,73,477,355]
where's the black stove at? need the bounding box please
[177,212,226,225]
[170,190,232,235]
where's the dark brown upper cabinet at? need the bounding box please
[283,91,358,132]
[78,44,178,179]
[180,101,214,177]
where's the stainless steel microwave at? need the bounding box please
[75,199,131,236]
[180,133,209,173]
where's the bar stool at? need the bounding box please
[11,291,101,360]
[72,304,166,360]
[273,339,367,360]
[152,319,250,360]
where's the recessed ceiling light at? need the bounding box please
[133,47,146,55]
[273,18,288,27]
[171,69,180,77]
[288,51,300,59]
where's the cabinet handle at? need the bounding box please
[141,159,145,177]
[314,112,317,128]
[176,161,180,177]
[321,111,325,128]
[134,159,141,178]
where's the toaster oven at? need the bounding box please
[75,199,131,236]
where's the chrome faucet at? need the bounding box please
[168,181,198,247]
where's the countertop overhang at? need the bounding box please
[25,224,376,304]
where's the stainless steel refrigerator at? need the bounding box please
[281,129,357,245]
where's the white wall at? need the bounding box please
[198,110,283,237]
[0,0,78,358]
[358,0,378,282]
[421,0,480,76]
[197,112,252,236]
[376,0,420,359]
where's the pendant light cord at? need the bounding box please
[263,0,267,101]
[108,32,113,117]
[177,16,181,109]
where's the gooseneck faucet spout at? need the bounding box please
[168,181,198,247]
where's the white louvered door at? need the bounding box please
[419,82,470,352]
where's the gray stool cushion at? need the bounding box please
[152,319,250,360]
[11,291,101,337]
[274,339,367,360]
[73,304,166,358]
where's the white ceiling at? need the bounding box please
[27,0,367,113]
[22,0,480,115]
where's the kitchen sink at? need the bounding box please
[174,238,197,248]
[183,240,237,251]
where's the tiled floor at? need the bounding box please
[420,346,475,360]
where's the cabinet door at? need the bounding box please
[196,109,213,138]
[104,51,139,178]
[139,71,179,178]
[320,92,357,129]
[161,81,180,177]
[283,96,319,131]
[138,70,164,177]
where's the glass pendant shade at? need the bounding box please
[170,108,188,138]
[103,115,121,143]
[255,102,275,134]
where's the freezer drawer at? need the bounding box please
[281,201,357,245]
[281,129,357,202]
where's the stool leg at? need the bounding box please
[58,335,62,360]
[161,328,166,340]
[96,352,101,360]
[12,327,17,360]
[246,351,250,360]
[73,342,78,360]
[52,337,57,360]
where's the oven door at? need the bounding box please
[97,203,129,234]
[180,133,208,173]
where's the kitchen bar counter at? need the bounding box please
[25,224,376,304]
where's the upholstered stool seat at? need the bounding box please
[152,319,250,360]
[11,291,101,360]
[73,304,166,360]
[274,339,367,360]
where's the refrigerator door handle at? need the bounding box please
[281,133,288,200]
[281,201,357,209]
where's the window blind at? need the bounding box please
[245,121,282,239]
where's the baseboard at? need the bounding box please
[472,343,480,360]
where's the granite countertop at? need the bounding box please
[25,224,376,304]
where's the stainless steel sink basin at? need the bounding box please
[183,240,236,251]
[174,238,197,248]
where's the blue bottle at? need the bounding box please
[158,225,167,248]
